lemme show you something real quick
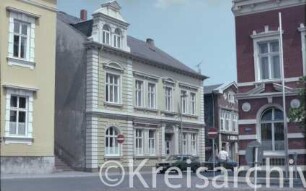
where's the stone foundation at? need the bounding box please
[1,156,55,174]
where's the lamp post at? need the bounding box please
[179,92,187,154]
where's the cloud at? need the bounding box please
[155,0,188,8]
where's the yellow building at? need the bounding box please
[0,0,57,173]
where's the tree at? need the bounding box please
[289,76,306,135]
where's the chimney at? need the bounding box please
[146,38,155,47]
[80,9,87,21]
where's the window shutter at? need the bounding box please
[8,15,14,57]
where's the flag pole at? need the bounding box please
[279,12,289,179]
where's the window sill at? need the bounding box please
[134,155,158,159]
[3,136,33,145]
[161,110,177,116]
[7,57,35,69]
[104,102,123,108]
[134,107,158,113]
[255,79,281,84]
[104,155,121,159]
[182,113,198,118]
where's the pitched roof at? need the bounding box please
[204,84,223,94]
[57,12,207,80]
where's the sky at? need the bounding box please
[58,0,237,85]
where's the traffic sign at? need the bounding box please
[117,134,125,144]
[208,128,218,139]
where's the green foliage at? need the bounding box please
[288,76,306,135]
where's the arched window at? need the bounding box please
[102,25,110,45]
[105,126,120,156]
[113,28,121,48]
[260,107,284,151]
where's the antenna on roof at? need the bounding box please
[196,60,203,74]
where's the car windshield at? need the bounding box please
[166,155,181,161]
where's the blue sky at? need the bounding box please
[58,0,236,85]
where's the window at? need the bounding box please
[13,20,29,59]
[106,73,120,104]
[182,133,188,154]
[165,87,173,111]
[135,80,144,107]
[105,127,120,156]
[190,92,196,115]
[4,88,34,143]
[135,129,143,155]
[232,114,238,132]
[225,113,230,131]
[260,108,284,151]
[113,28,121,48]
[8,11,36,67]
[228,91,235,103]
[258,41,280,80]
[181,90,188,114]
[102,25,111,45]
[147,83,156,109]
[191,134,197,155]
[148,130,156,155]
[9,95,28,136]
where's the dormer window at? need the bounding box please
[102,25,111,45]
[114,28,121,48]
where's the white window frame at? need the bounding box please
[228,91,235,103]
[191,134,197,155]
[135,80,144,108]
[8,10,36,69]
[182,133,188,154]
[135,129,144,156]
[102,25,111,45]
[105,126,120,156]
[252,30,281,82]
[181,90,188,114]
[165,86,173,112]
[105,72,121,104]
[4,88,34,144]
[189,92,196,115]
[148,130,156,155]
[113,28,121,48]
[147,82,156,109]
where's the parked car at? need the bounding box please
[156,155,201,173]
[203,156,238,171]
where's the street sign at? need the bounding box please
[246,141,264,167]
[208,128,218,139]
[117,134,125,144]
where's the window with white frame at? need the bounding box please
[8,11,36,67]
[181,90,188,114]
[190,92,196,115]
[165,87,173,111]
[135,80,144,107]
[5,88,34,142]
[182,133,188,154]
[113,28,121,48]
[147,83,156,109]
[257,41,281,80]
[102,25,111,45]
[232,113,238,132]
[9,95,28,136]
[135,129,143,155]
[148,130,156,155]
[13,20,29,59]
[191,134,197,155]
[106,73,120,104]
[105,126,120,156]
[228,91,235,103]
[225,113,230,131]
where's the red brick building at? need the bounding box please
[232,0,306,168]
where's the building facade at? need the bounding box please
[0,0,57,173]
[232,0,306,168]
[204,82,239,161]
[55,1,206,171]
